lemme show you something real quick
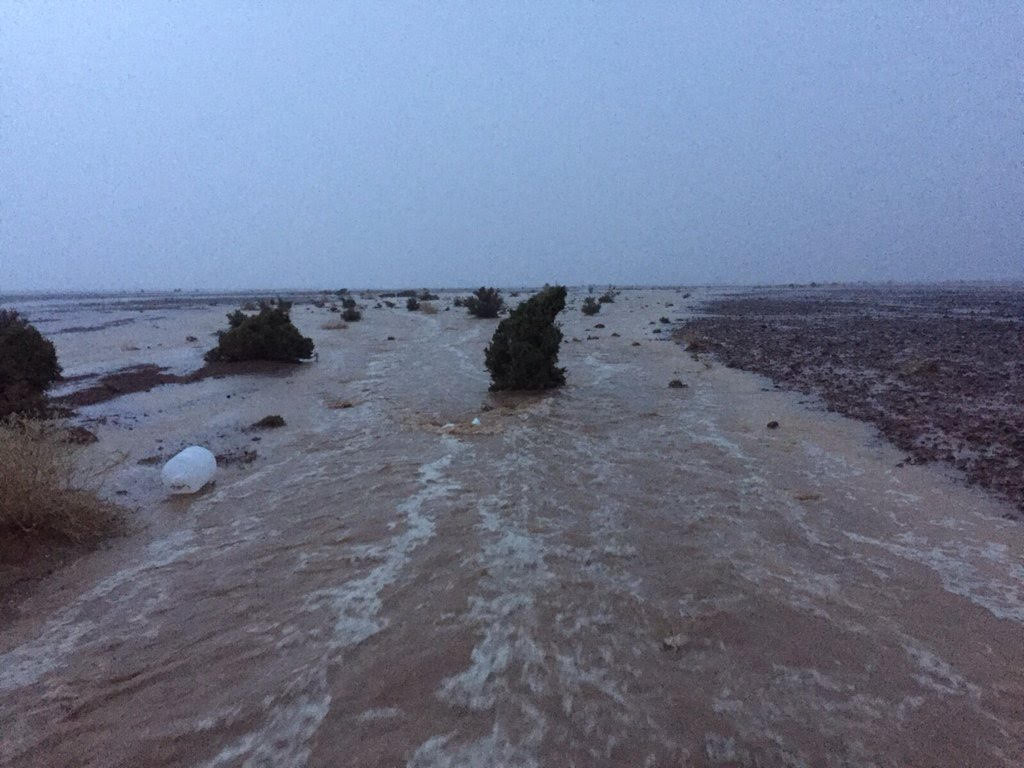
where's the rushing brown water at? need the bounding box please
[2,289,1023,767]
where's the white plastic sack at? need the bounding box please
[161,446,217,494]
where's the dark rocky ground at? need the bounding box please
[679,284,1024,517]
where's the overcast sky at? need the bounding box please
[2,2,1021,291]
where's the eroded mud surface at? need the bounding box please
[681,285,1024,516]
[2,288,1023,767]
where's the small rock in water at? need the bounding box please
[766,420,780,429]
[251,414,286,429]
[62,426,98,445]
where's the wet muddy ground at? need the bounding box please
[679,285,1024,516]
[2,287,1023,767]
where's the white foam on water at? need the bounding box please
[845,531,1024,623]
[202,437,466,768]
[0,529,198,693]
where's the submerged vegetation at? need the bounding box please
[0,310,61,418]
[205,301,315,363]
[485,285,567,391]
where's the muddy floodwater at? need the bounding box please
[2,288,1023,767]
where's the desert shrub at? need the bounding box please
[340,297,357,309]
[205,301,315,363]
[384,300,396,308]
[1,310,62,418]
[0,418,121,542]
[598,290,615,304]
[397,289,418,298]
[485,285,567,391]
[453,296,465,307]
[581,297,601,316]
[465,287,504,319]
[420,301,438,315]
[312,298,326,308]
[659,316,670,324]
[406,297,420,311]
[419,290,439,301]
[342,306,362,322]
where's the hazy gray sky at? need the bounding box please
[2,2,1021,290]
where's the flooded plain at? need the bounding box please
[2,288,1023,767]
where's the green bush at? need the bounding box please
[485,285,566,391]
[205,302,315,363]
[465,287,504,318]
[581,296,601,316]
[406,297,420,311]
[0,310,62,418]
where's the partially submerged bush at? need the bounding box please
[205,301,315,363]
[406,297,420,311]
[581,296,601,316]
[342,306,362,322]
[485,285,567,391]
[1,310,61,418]
[0,418,121,542]
[465,287,504,318]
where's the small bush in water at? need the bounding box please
[485,285,566,391]
[0,310,61,418]
[205,301,315,363]
[465,287,504,318]
[581,296,601,316]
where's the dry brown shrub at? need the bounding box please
[0,418,123,542]
[419,301,438,315]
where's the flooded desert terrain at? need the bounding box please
[2,288,1023,767]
